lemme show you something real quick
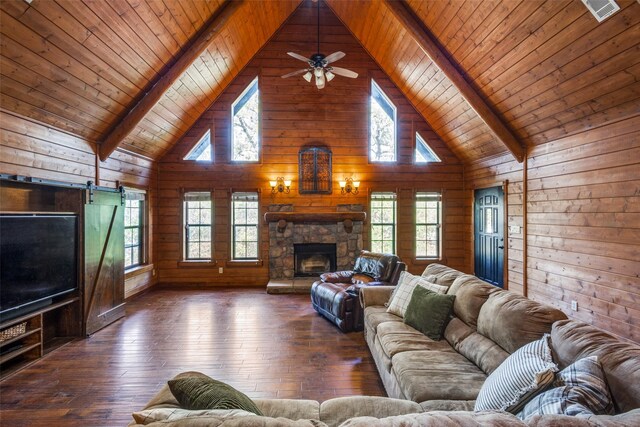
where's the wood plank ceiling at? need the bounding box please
[0,0,638,163]
[327,0,639,162]
[0,0,300,159]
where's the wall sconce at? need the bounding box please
[339,177,360,195]
[270,177,291,194]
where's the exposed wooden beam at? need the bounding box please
[384,0,525,163]
[98,0,244,161]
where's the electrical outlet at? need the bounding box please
[152,269,156,276]
[509,225,521,234]
[571,300,578,311]
[219,267,223,274]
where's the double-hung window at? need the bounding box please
[184,192,212,260]
[416,192,442,259]
[370,80,397,162]
[124,190,145,269]
[231,192,259,260]
[231,77,259,162]
[370,192,397,254]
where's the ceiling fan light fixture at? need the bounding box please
[303,71,312,82]
[325,70,335,82]
[315,71,325,89]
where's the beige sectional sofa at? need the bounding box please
[130,264,640,426]
[360,264,569,406]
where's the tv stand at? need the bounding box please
[0,297,80,380]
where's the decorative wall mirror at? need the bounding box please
[298,147,332,194]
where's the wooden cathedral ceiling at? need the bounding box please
[1,0,638,163]
[0,0,301,159]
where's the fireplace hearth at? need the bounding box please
[294,243,336,277]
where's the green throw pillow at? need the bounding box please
[168,375,263,415]
[404,285,455,340]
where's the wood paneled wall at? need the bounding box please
[156,2,465,286]
[0,109,158,298]
[466,116,640,343]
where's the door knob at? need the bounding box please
[498,246,504,249]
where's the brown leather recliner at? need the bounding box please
[310,250,405,332]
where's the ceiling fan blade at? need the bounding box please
[324,51,345,64]
[281,69,309,78]
[330,66,359,79]
[287,52,311,63]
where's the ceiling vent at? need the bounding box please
[581,0,620,22]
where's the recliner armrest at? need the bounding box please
[359,286,395,308]
[346,281,392,295]
[320,270,354,283]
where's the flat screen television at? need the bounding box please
[0,214,78,321]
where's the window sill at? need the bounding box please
[125,264,153,279]
[178,260,218,268]
[225,260,263,267]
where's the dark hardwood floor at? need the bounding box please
[0,288,385,426]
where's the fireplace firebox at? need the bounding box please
[294,243,337,277]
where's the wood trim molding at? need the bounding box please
[263,212,367,224]
[384,0,525,163]
[98,0,244,161]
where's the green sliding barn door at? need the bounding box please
[84,190,125,335]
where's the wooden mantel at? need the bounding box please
[263,212,367,224]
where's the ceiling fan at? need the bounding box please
[281,0,358,89]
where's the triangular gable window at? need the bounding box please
[184,130,212,161]
[415,132,441,163]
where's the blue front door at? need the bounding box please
[474,187,504,288]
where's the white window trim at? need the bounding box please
[369,79,397,163]
[231,77,260,163]
[184,129,212,162]
[370,191,397,254]
[415,192,442,260]
[415,132,442,164]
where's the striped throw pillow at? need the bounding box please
[474,334,558,413]
[517,356,614,420]
[386,271,448,317]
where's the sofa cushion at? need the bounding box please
[456,330,510,375]
[168,376,262,415]
[404,286,455,340]
[364,307,402,335]
[254,399,320,421]
[517,356,614,421]
[320,396,421,427]
[338,411,526,427]
[525,411,640,427]
[353,251,398,282]
[421,263,465,288]
[443,317,475,349]
[444,316,509,375]
[132,408,255,424]
[477,292,568,354]
[376,321,454,360]
[373,335,393,373]
[419,400,475,412]
[446,274,499,328]
[392,350,488,402]
[130,411,326,427]
[474,335,558,413]
[387,272,448,317]
[550,319,640,413]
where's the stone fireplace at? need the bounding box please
[267,205,365,279]
[294,243,337,277]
